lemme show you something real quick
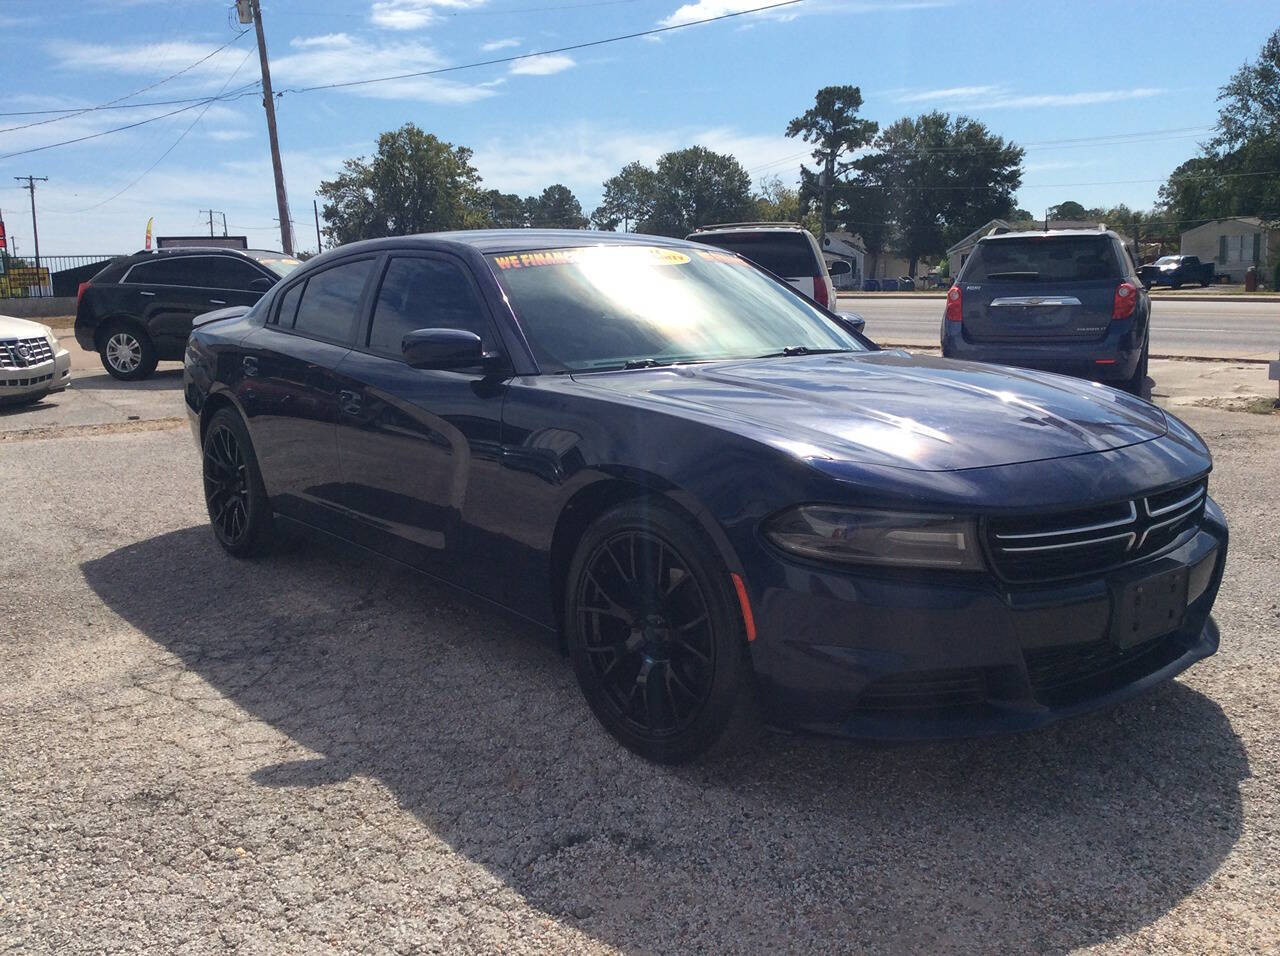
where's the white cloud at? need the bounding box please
[481,37,521,52]
[659,0,948,28]
[508,53,575,76]
[370,0,487,30]
[47,38,251,88]
[892,85,1167,110]
[207,129,252,142]
[271,33,497,104]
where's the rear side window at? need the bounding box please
[273,281,304,327]
[291,259,375,343]
[689,232,817,278]
[963,237,1121,282]
[368,256,493,355]
[124,257,204,286]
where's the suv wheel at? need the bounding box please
[101,323,158,381]
[1122,340,1150,397]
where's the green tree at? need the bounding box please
[851,112,1023,275]
[752,175,822,234]
[480,189,529,228]
[591,161,658,232]
[317,124,485,244]
[785,85,879,239]
[1047,200,1089,221]
[526,184,588,228]
[637,147,755,237]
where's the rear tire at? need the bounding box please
[1122,340,1150,397]
[1170,281,1183,290]
[564,499,757,764]
[202,407,275,557]
[100,323,158,381]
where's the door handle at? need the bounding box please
[209,298,226,305]
[139,291,156,297]
[242,356,259,377]
[338,389,362,417]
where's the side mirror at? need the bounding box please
[834,311,866,335]
[828,260,851,277]
[249,276,274,292]
[402,328,492,370]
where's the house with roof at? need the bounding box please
[1180,217,1272,283]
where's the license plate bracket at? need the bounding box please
[1111,567,1188,648]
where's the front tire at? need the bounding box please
[202,407,274,557]
[564,500,756,764]
[100,323,158,381]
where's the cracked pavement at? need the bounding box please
[2,404,1278,953]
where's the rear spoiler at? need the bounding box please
[192,305,251,328]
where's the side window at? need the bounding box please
[200,256,271,291]
[273,281,304,327]
[367,256,493,356]
[292,258,375,343]
[125,258,199,285]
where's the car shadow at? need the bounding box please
[81,526,1247,952]
[70,367,184,391]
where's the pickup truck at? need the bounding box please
[1137,254,1215,289]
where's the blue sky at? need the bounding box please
[1,0,1275,255]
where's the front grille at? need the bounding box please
[986,480,1206,583]
[853,668,988,713]
[1025,632,1186,706]
[0,336,54,370]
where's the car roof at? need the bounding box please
[978,228,1122,243]
[127,246,276,259]
[687,222,811,235]
[328,229,700,257]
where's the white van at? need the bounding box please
[686,223,838,310]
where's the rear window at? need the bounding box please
[688,231,818,278]
[963,237,1122,282]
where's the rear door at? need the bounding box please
[119,256,209,355]
[958,235,1122,342]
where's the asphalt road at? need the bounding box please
[3,402,1279,950]
[841,296,1280,361]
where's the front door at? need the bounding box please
[332,253,508,582]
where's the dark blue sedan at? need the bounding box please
[183,230,1227,763]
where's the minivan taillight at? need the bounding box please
[944,285,962,322]
[1112,281,1137,320]
[76,280,91,306]
[812,276,829,309]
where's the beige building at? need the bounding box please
[1180,217,1272,283]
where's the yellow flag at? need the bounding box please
[144,217,154,250]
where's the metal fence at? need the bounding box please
[0,253,126,299]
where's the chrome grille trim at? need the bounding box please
[994,501,1136,541]
[1145,486,1205,518]
[1000,531,1136,554]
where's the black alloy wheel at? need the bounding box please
[202,408,273,557]
[566,501,754,763]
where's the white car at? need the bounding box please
[685,223,839,310]
[0,314,72,407]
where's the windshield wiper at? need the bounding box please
[757,346,853,358]
[621,358,671,369]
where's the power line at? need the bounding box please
[66,48,258,213]
[0,28,252,133]
[0,85,261,160]
[280,0,808,95]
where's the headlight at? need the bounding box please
[45,328,58,349]
[764,506,984,570]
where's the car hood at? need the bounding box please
[573,350,1169,472]
[0,314,54,339]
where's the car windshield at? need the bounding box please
[965,236,1122,282]
[488,245,863,373]
[255,255,304,278]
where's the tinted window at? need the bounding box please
[125,257,205,286]
[200,256,270,291]
[488,245,861,373]
[964,237,1121,282]
[274,281,304,327]
[689,232,817,278]
[368,257,492,355]
[292,259,375,342]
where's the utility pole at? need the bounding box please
[200,209,229,238]
[14,175,47,278]
[220,212,228,237]
[313,198,322,253]
[247,0,294,255]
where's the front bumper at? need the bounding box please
[0,345,71,402]
[747,497,1227,740]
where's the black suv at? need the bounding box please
[940,228,1151,396]
[75,248,300,380]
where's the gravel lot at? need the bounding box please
[2,402,1278,953]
